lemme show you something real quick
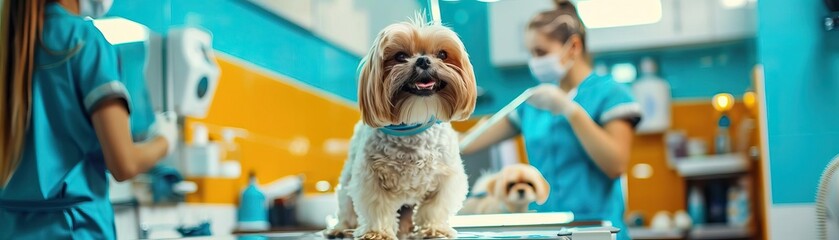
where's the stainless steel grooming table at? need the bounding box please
[229,213,618,239]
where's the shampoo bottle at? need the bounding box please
[632,57,672,134]
[688,186,706,225]
[237,171,269,231]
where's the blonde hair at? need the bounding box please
[0,0,46,186]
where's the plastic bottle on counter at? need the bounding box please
[632,57,672,134]
[237,171,269,231]
[715,115,732,154]
[688,186,706,225]
[220,128,242,178]
[727,178,751,226]
[184,124,220,177]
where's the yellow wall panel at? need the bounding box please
[185,56,360,203]
[625,102,757,226]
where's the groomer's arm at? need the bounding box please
[460,117,521,155]
[92,100,169,181]
[566,111,633,179]
[527,84,633,179]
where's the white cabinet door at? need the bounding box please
[488,0,680,66]
[488,0,554,67]
[710,0,757,40]
[673,0,716,45]
[587,0,680,53]
[248,0,421,56]
[486,0,756,67]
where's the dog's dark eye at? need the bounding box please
[394,52,409,63]
[507,182,516,190]
[436,50,448,60]
[524,182,535,188]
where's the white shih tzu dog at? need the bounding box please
[325,18,477,240]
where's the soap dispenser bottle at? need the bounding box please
[688,186,706,225]
[220,128,242,178]
[715,115,732,154]
[237,171,269,231]
[632,57,672,134]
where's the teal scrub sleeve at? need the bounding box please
[598,84,642,127]
[73,25,131,115]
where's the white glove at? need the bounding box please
[526,83,581,116]
[150,112,178,156]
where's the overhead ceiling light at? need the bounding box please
[92,17,149,45]
[577,0,662,29]
[721,0,747,9]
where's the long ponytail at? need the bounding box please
[0,0,46,187]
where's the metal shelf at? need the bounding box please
[675,153,749,179]
[688,224,752,240]
[628,225,752,240]
[628,227,685,239]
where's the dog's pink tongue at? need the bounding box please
[416,81,436,89]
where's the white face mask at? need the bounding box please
[79,0,114,19]
[527,43,574,84]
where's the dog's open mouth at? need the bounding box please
[401,76,448,96]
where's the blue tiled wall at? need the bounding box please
[108,0,361,101]
[758,0,839,204]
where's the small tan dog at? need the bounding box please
[460,164,550,214]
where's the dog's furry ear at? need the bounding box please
[449,40,477,121]
[358,30,394,128]
[485,175,500,198]
[533,172,550,205]
[490,174,508,199]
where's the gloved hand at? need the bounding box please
[150,112,178,156]
[526,83,581,116]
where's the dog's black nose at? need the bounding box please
[517,189,525,198]
[415,56,430,70]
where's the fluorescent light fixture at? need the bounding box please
[721,0,747,9]
[577,0,662,29]
[92,17,149,45]
[451,212,574,228]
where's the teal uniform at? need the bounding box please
[0,3,130,239]
[510,73,641,240]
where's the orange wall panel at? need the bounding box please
[625,101,755,225]
[185,57,360,203]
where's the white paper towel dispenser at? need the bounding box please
[166,27,220,118]
[147,27,220,118]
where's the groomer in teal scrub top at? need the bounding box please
[462,1,642,239]
[0,0,177,239]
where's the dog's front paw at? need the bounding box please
[356,231,397,240]
[324,227,355,239]
[417,225,456,239]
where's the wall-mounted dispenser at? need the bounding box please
[146,27,220,119]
